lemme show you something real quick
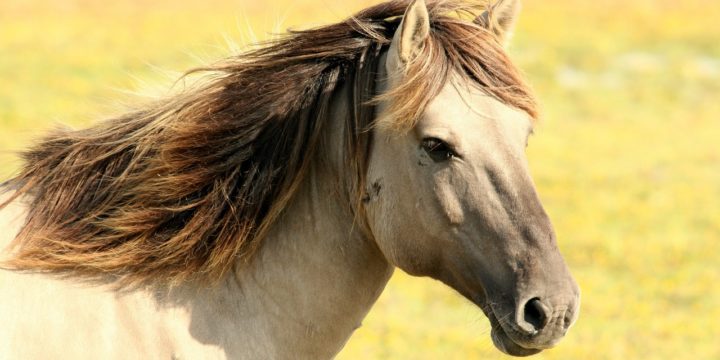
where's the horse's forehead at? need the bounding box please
[421,81,532,141]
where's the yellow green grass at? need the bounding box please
[1,1,719,359]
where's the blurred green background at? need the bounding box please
[1,0,719,359]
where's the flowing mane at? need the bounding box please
[0,0,537,286]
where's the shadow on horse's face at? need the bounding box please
[365,1,579,356]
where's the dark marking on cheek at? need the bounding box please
[418,153,430,167]
[362,179,384,203]
[416,148,431,167]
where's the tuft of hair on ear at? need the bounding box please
[475,0,522,47]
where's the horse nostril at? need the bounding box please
[522,298,549,332]
[563,311,572,330]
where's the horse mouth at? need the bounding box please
[490,326,542,357]
[484,307,543,357]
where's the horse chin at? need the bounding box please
[490,326,542,357]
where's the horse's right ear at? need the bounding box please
[475,0,521,47]
[387,0,430,73]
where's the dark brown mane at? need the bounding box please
[0,0,537,286]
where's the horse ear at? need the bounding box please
[476,0,522,47]
[387,0,430,72]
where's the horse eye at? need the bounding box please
[421,137,456,162]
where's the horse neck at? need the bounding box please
[188,83,393,358]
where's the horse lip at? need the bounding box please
[467,290,546,356]
[490,326,542,357]
[482,302,543,357]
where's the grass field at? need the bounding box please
[1,0,719,359]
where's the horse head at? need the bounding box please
[365,0,580,355]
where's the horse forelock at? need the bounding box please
[0,0,537,287]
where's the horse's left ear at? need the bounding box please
[387,0,431,72]
[476,0,522,47]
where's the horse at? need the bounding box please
[0,0,579,358]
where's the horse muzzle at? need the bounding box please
[485,294,580,357]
